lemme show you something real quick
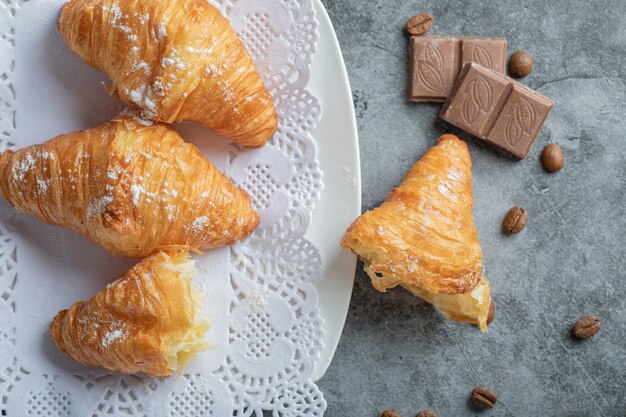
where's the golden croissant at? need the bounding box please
[58,0,277,148]
[51,246,209,376]
[0,116,259,258]
[341,134,492,331]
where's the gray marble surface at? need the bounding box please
[316,1,626,416]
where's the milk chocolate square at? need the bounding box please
[460,38,507,74]
[408,36,507,102]
[440,63,554,159]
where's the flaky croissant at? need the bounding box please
[51,246,209,376]
[58,0,277,148]
[341,134,492,330]
[0,116,259,258]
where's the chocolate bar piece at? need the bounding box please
[409,36,507,102]
[440,63,554,159]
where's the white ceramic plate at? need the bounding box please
[1,0,358,386]
[308,0,361,381]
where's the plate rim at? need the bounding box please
[307,0,361,381]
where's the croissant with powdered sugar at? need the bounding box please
[341,134,492,331]
[0,116,259,257]
[58,0,277,147]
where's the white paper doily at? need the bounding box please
[0,0,326,415]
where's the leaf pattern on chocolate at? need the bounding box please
[505,115,523,146]
[425,43,444,71]
[418,62,445,93]
[515,97,535,133]
[462,80,480,124]
[504,97,536,146]
[472,45,493,69]
[417,44,445,93]
[461,75,493,125]
[473,75,493,111]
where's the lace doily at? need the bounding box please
[0,0,326,415]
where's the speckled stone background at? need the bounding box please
[316,0,626,416]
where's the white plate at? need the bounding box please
[308,0,361,381]
[0,0,358,387]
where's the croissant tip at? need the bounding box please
[240,139,269,149]
[438,133,461,143]
[49,310,66,346]
[251,211,261,228]
[437,133,471,158]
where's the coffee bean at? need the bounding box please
[382,410,401,417]
[406,13,433,36]
[471,387,497,409]
[573,315,601,339]
[502,206,528,234]
[541,144,564,173]
[487,300,496,324]
[509,50,533,78]
[415,410,438,417]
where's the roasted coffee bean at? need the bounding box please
[415,410,438,417]
[382,410,402,417]
[573,315,601,339]
[406,13,433,35]
[541,144,564,173]
[509,50,533,78]
[487,300,496,325]
[471,386,497,409]
[503,206,528,234]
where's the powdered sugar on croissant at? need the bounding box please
[0,116,259,257]
[51,246,209,376]
[59,0,278,147]
[341,134,492,331]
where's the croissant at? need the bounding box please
[0,116,259,258]
[58,0,277,148]
[341,134,492,330]
[51,246,209,376]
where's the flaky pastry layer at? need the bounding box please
[341,134,483,295]
[402,278,491,331]
[59,0,277,147]
[50,246,209,376]
[341,134,492,331]
[0,116,259,257]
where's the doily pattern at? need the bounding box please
[0,0,326,415]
